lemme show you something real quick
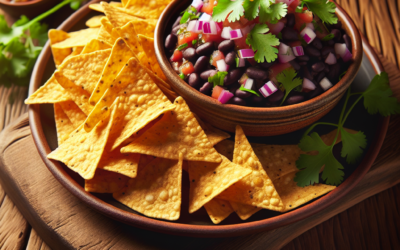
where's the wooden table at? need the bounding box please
[1,0,400,249]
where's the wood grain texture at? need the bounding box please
[26,230,50,250]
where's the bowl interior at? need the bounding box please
[0,0,43,6]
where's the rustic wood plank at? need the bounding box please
[26,230,51,250]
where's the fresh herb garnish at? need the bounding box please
[192,39,198,45]
[179,73,185,80]
[312,20,323,33]
[239,85,260,97]
[208,71,228,87]
[295,72,400,187]
[301,0,338,25]
[180,9,200,24]
[322,33,335,41]
[259,2,288,23]
[177,43,188,51]
[212,0,245,22]
[339,71,347,80]
[245,24,279,63]
[276,68,303,105]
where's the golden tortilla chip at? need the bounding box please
[81,39,112,54]
[71,46,84,56]
[102,2,143,28]
[85,169,130,193]
[98,146,140,178]
[89,38,134,105]
[140,64,178,101]
[131,18,158,38]
[52,28,100,49]
[86,15,104,28]
[25,75,70,104]
[194,114,231,146]
[96,25,116,48]
[89,2,129,14]
[204,198,234,224]
[100,17,114,34]
[121,97,222,163]
[54,103,75,145]
[48,29,72,66]
[125,0,173,19]
[138,35,167,81]
[121,0,129,7]
[114,21,145,59]
[48,98,118,180]
[217,126,284,212]
[113,154,183,221]
[229,201,261,220]
[58,100,87,127]
[57,49,112,94]
[214,139,235,161]
[188,155,252,213]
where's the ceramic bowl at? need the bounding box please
[0,0,57,19]
[154,0,363,136]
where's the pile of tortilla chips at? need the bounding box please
[25,1,337,223]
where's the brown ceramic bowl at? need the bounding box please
[155,0,363,136]
[0,0,58,19]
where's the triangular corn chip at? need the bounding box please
[25,75,70,104]
[96,25,117,46]
[194,114,231,146]
[89,38,134,105]
[188,155,252,213]
[138,35,167,81]
[81,39,112,54]
[229,201,261,220]
[86,15,103,28]
[89,2,123,12]
[125,0,173,19]
[54,103,75,145]
[48,29,72,66]
[85,169,130,193]
[98,144,140,178]
[113,154,183,221]
[114,21,144,58]
[58,101,87,128]
[121,0,129,7]
[131,18,158,38]
[121,97,222,163]
[102,2,143,28]
[204,198,234,224]
[214,139,235,160]
[218,126,284,211]
[48,98,118,180]
[100,17,114,34]
[140,63,178,101]
[52,28,100,49]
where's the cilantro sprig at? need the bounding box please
[295,72,400,187]
[212,0,245,22]
[276,68,303,105]
[245,24,279,63]
[301,0,337,25]
[208,71,228,87]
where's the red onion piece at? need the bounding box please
[325,52,337,65]
[335,43,352,62]
[279,42,291,55]
[191,0,204,11]
[300,27,316,44]
[292,46,304,56]
[237,58,246,68]
[269,21,285,35]
[199,13,212,22]
[218,90,234,104]
[259,81,278,98]
[244,78,254,89]
[302,78,316,92]
[221,27,232,39]
[320,77,333,91]
[216,59,229,72]
[279,43,295,63]
[238,49,255,58]
[203,21,217,34]
[187,21,197,32]
[306,23,314,31]
[195,21,203,33]
[230,29,243,40]
[279,54,296,63]
[342,49,352,62]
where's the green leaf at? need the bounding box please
[295,132,344,187]
[363,72,400,116]
[177,43,188,51]
[243,0,263,21]
[212,0,245,22]
[246,24,279,63]
[340,128,367,164]
[28,22,48,46]
[322,33,334,41]
[208,71,228,87]
[276,68,303,105]
[239,85,260,97]
[302,0,337,24]
[259,3,287,23]
[3,38,32,78]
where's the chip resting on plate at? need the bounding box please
[188,155,252,213]
[52,28,100,49]
[98,145,141,178]
[25,75,70,104]
[121,97,222,163]
[54,103,75,145]
[130,18,158,38]
[58,100,87,127]
[113,153,183,221]
[124,0,174,19]
[85,169,130,193]
[194,114,231,146]
[204,198,234,224]
[86,15,103,28]
[229,201,261,220]
[81,39,112,54]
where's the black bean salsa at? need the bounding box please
[164,0,353,107]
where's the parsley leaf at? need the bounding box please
[340,128,367,164]
[259,3,288,23]
[276,68,303,105]
[295,132,344,187]
[246,24,279,63]
[301,0,337,24]
[212,0,245,22]
[208,71,228,87]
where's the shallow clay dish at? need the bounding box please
[29,0,389,237]
[0,0,57,19]
[155,0,363,136]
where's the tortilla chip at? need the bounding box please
[54,103,75,145]
[48,29,72,66]
[81,39,112,54]
[188,155,252,213]
[89,2,132,14]
[121,0,129,7]
[47,98,118,180]
[86,15,103,28]
[140,64,178,101]
[229,201,261,220]
[131,18,158,38]
[113,154,183,221]
[57,49,112,94]
[194,115,231,146]
[121,97,222,163]
[52,28,100,49]
[214,139,235,161]
[125,0,173,19]
[71,46,84,55]
[25,75,70,104]
[96,25,117,47]
[204,198,234,224]
[102,2,143,28]
[138,35,167,81]
[58,100,87,127]
[89,38,134,105]
[85,169,130,193]
[98,145,140,178]
[100,17,114,34]
[218,126,284,211]
[114,21,145,59]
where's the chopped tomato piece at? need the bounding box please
[212,85,224,99]
[170,50,183,62]
[181,62,195,75]
[297,11,313,23]
[178,31,199,45]
[201,0,217,15]
[210,50,225,67]
[288,41,302,47]
[202,33,224,43]
[288,0,302,13]
[247,58,257,66]
[234,36,250,50]
[269,63,293,81]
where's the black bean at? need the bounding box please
[188,73,203,90]
[229,83,240,94]
[182,48,198,62]
[172,16,182,28]
[230,97,247,106]
[171,24,185,35]
[199,82,213,95]
[225,51,236,66]
[312,62,325,72]
[298,61,307,66]
[165,34,177,50]
[196,42,214,56]
[331,20,342,30]
[324,39,335,46]
[194,56,209,73]
[297,55,310,61]
[268,89,284,103]
[255,79,264,89]
[286,13,295,27]
[343,34,352,52]
[235,89,252,99]
[324,64,330,73]
[246,67,268,81]
[331,29,342,42]
[311,38,323,50]
[200,69,217,81]
[321,46,335,58]
[307,85,323,99]
[224,69,243,86]
[305,46,321,57]
[286,95,304,105]
[218,40,235,54]
[290,60,301,71]
[259,61,276,69]
[250,95,265,106]
[282,27,299,41]
[327,63,341,81]
[316,71,326,83]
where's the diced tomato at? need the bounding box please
[247,58,257,66]
[288,41,302,47]
[269,63,293,81]
[178,31,199,45]
[202,33,224,43]
[294,14,311,31]
[210,50,225,67]
[181,62,195,75]
[298,11,313,23]
[201,0,217,15]
[170,50,183,62]
[288,0,302,13]
[212,85,224,99]
[234,36,250,50]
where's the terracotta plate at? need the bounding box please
[28,1,389,237]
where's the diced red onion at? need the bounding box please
[320,77,333,91]
[302,78,316,92]
[279,42,291,55]
[325,52,337,65]
[279,54,296,63]
[218,90,234,104]
[292,46,304,56]
[269,21,285,35]
[187,20,197,32]
[300,27,316,44]
[335,43,352,62]
[306,23,314,31]
[199,13,212,22]
[237,58,246,68]
[216,59,229,72]
[191,0,204,12]
[203,21,217,35]
[279,43,295,63]
[230,29,243,40]
[276,0,295,5]
[244,78,254,90]
[221,27,232,39]
[342,49,352,62]
[259,81,278,98]
[194,21,203,33]
[238,49,255,58]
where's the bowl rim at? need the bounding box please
[0,0,43,6]
[28,0,389,237]
[154,0,363,118]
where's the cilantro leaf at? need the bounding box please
[363,72,400,116]
[243,0,263,21]
[212,0,245,22]
[295,132,344,187]
[259,3,288,23]
[28,22,48,46]
[302,0,337,24]
[340,128,367,164]
[208,71,228,87]
[246,24,279,63]
[276,68,303,105]
[239,85,260,97]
